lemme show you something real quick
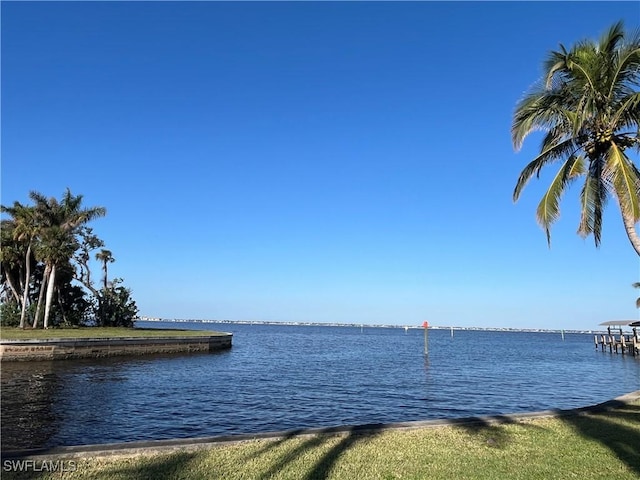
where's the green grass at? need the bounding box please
[0,327,228,340]
[3,399,639,480]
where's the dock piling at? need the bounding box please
[423,321,429,355]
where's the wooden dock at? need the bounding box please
[595,320,640,356]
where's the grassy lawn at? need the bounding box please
[0,327,228,340]
[2,399,638,479]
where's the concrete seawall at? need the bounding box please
[4,390,638,460]
[0,334,232,361]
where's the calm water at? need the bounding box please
[2,322,639,451]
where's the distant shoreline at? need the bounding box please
[136,317,603,335]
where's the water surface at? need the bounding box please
[2,322,638,450]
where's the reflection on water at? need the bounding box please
[2,323,639,451]
[1,362,62,450]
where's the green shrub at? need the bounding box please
[0,301,21,327]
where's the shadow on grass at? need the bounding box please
[1,451,200,480]
[302,428,381,480]
[558,403,640,476]
[242,429,312,461]
[450,414,545,448]
[256,434,329,480]
[104,451,201,480]
[250,425,382,480]
[247,413,547,478]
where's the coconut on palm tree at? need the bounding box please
[512,22,640,255]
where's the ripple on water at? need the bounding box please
[1,324,638,450]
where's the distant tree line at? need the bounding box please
[1,189,138,328]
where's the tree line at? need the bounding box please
[1,189,138,329]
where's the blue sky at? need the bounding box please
[2,1,639,330]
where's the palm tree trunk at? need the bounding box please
[33,264,50,329]
[5,273,22,307]
[19,243,32,329]
[56,287,68,325]
[621,210,640,256]
[43,264,56,329]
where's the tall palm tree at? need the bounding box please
[512,22,640,255]
[30,189,106,328]
[95,249,114,291]
[1,202,38,328]
[0,219,25,307]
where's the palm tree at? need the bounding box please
[30,189,106,328]
[1,202,38,328]
[95,249,114,291]
[0,219,25,307]
[512,22,640,255]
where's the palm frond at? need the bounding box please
[512,92,549,149]
[513,138,578,201]
[603,143,640,221]
[609,48,640,96]
[599,21,625,56]
[608,37,640,100]
[512,91,576,150]
[565,45,597,94]
[536,156,585,245]
[544,48,569,89]
[539,129,577,158]
[612,92,640,128]
[578,168,608,246]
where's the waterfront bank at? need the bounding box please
[0,334,232,361]
[2,392,639,480]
